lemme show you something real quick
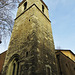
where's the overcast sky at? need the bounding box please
[0,0,75,54]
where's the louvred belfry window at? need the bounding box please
[42,5,44,12]
[24,2,27,10]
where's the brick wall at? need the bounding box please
[0,51,6,74]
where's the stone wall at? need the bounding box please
[2,3,57,75]
[0,51,6,75]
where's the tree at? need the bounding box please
[0,0,22,43]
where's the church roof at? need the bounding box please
[56,49,75,62]
[56,49,75,56]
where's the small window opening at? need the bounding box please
[17,62,19,75]
[12,63,15,75]
[66,64,68,67]
[24,2,27,10]
[60,71,62,75]
[56,55,60,60]
[26,52,28,57]
[42,5,44,12]
[29,19,30,21]
[74,67,75,70]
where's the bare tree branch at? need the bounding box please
[0,0,22,42]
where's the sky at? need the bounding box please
[44,0,75,53]
[0,0,75,54]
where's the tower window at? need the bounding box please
[42,5,44,12]
[66,64,68,67]
[24,2,27,10]
[74,67,75,70]
[26,52,28,57]
[12,63,15,75]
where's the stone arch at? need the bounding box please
[9,54,19,62]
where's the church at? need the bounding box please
[0,0,75,75]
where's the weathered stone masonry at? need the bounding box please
[2,0,58,75]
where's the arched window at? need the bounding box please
[12,58,19,75]
[26,51,28,57]
[7,57,19,75]
[12,63,15,75]
[42,5,44,12]
[24,2,27,10]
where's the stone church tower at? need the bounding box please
[2,0,58,75]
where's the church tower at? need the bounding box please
[2,0,58,75]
